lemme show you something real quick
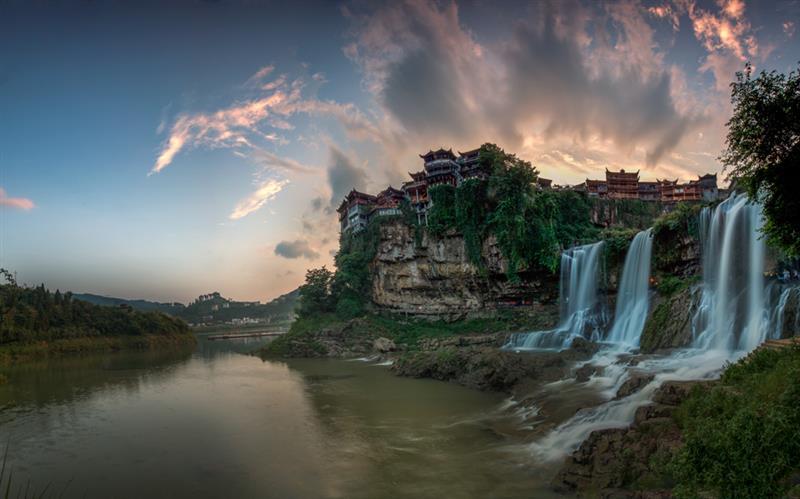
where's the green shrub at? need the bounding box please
[670,346,800,498]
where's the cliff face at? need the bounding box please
[371,221,559,319]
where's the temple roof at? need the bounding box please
[420,148,456,160]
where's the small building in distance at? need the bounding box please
[584,169,720,203]
[586,179,608,198]
[457,148,492,181]
[402,171,429,225]
[606,169,640,199]
[537,177,553,190]
[371,186,406,218]
[337,189,377,233]
[638,181,660,201]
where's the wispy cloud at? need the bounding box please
[229,179,289,220]
[0,187,34,210]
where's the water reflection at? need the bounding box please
[0,336,556,498]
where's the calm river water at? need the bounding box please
[0,334,559,498]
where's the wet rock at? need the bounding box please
[652,380,711,406]
[392,347,590,393]
[372,337,396,353]
[633,404,674,426]
[570,337,601,355]
[575,364,598,382]
[640,287,698,353]
[614,374,654,400]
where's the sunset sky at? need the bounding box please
[1,0,798,303]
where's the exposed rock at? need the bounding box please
[372,337,397,353]
[575,364,598,383]
[777,287,800,339]
[652,380,712,406]
[640,287,698,353]
[553,379,713,497]
[392,346,594,393]
[570,337,601,355]
[371,221,560,319]
[615,374,655,400]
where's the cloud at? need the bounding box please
[327,146,367,208]
[229,179,289,220]
[784,21,796,38]
[343,0,703,167]
[0,187,34,210]
[249,149,316,174]
[274,239,320,259]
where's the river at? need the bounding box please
[0,334,559,498]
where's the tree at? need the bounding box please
[297,266,335,317]
[721,63,800,257]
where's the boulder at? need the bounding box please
[614,374,654,400]
[575,364,598,382]
[372,337,397,353]
[640,287,698,353]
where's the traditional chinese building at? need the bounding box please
[336,189,377,233]
[638,181,660,201]
[402,171,429,225]
[537,177,553,189]
[457,148,491,180]
[422,148,461,186]
[371,186,406,218]
[606,169,640,199]
[585,179,608,198]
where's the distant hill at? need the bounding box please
[73,288,299,326]
[73,293,186,315]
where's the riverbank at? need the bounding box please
[554,345,800,498]
[0,333,197,365]
[259,309,558,359]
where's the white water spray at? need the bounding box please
[604,229,653,347]
[692,193,767,352]
[506,242,606,350]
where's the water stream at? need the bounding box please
[506,241,606,350]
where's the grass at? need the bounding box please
[262,309,557,356]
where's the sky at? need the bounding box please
[1,0,798,303]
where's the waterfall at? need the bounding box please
[506,242,606,350]
[692,193,767,352]
[769,286,800,339]
[527,193,778,463]
[604,229,653,347]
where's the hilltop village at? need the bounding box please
[337,147,722,233]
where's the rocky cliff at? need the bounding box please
[371,221,560,319]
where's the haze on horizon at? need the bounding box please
[1,0,798,303]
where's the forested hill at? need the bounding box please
[72,293,186,315]
[73,288,299,326]
[0,272,190,345]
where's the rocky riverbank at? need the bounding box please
[552,380,708,498]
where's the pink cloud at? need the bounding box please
[0,187,34,211]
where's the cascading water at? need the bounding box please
[692,193,767,352]
[604,229,653,348]
[506,242,606,350]
[527,193,779,462]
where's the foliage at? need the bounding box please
[454,179,489,266]
[670,346,800,498]
[601,227,639,269]
[426,184,457,237]
[486,144,540,279]
[0,270,191,346]
[721,63,800,257]
[655,275,697,297]
[651,203,703,272]
[297,267,335,317]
